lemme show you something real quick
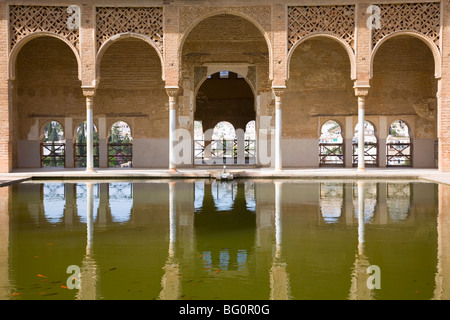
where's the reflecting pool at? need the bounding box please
[0,179,447,300]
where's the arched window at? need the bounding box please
[352,121,378,167]
[386,120,412,167]
[212,121,236,165]
[319,120,344,166]
[41,121,65,167]
[74,121,99,168]
[108,121,133,168]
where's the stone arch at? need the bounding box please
[95,32,165,82]
[354,120,378,141]
[387,119,413,139]
[73,120,99,142]
[180,11,273,80]
[9,32,82,81]
[40,120,65,142]
[195,69,257,103]
[370,31,442,79]
[320,119,344,142]
[107,120,133,141]
[287,33,357,80]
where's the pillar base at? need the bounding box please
[85,168,96,173]
[168,168,178,173]
[357,167,366,173]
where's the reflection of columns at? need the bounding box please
[270,181,290,300]
[160,182,181,300]
[77,182,98,300]
[0,187,10,299]
[166,87,179,173]
[357,181,365,246]
[349,181,373,300]
[82,87,96,172]
[272,87,286,172]
[433,184,450,299]
[97,183,110,228]
[354,84,370,172]
[63,184,76,227]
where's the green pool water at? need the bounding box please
[0,179,444,300]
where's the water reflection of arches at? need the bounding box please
[43,183,65,223]
[108,183,133,223]
[194,180,256,213]
[319,120,344,167]
[386,183,412,221]
[319,183,344,224]
[194,181,256,273]
[353,182,377,222]
[353,121,378,167]
[76,183,100,223]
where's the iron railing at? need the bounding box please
[319,143,344,167]
[352,142,378,167]
[41,142,65,167]
[108,143,133,167]
[194,139,256,165]
[74,143,99,168]
[386,142,412,167]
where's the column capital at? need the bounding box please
[165,86,180,98]
[353,81,370,97]
[82,86,96,98]
[272,86,287,98]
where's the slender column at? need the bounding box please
[354,84,370,172]
[272,86,286,172]
[166,87,179,173]
[82,87,96,172]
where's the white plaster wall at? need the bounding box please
[132,138,169,168]
[18,140,40,168]
[282,139,319,167]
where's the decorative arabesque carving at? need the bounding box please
[288,5,355,51]
[372,2,441,49]
[96,7,164,53]
[9,5,80,51]
[179,6,272,41]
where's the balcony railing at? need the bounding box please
[194,139,256,165]
[41,142,65,167]
[319,143,344,167]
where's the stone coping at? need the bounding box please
[0,167,448,186]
